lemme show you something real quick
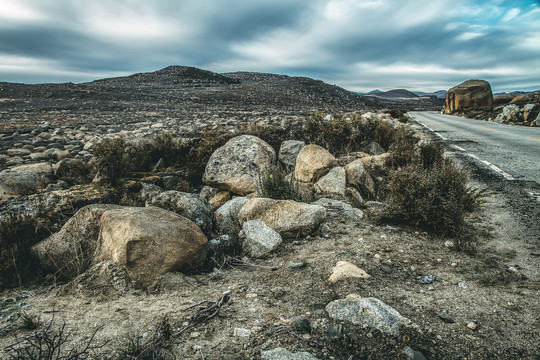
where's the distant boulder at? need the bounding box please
[444,80,493,114]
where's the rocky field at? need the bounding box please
[0,67,538,360]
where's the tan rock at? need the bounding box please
[314,166,346,196]
[344,159,377,199]
[209,191,231,210]
[295,144,337,183]
[97,206,207,288]
[328,261,371,284]
[444,80,493,114]
[238,197,326,238]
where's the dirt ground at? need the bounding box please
[1,178,539,360]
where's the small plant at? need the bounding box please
[5,318,110,360]
[19,311,40,330]
[388,127,417,167]
[92,137,127,186]
[419,141,443,169]
[258,164,303,201]
[115,317,174,360]
[386,158,475,236]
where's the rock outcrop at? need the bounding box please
[444,80,493,114]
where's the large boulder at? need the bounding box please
[344,159,377,199]
[203,135,276,195]
[32,204,123,277]
[240,219,282,258]
[444,80,493,114]
[97,206,208,288]
[148,190,214,233]
[326,294,410,336]
[238,198,326,238]
[294,144,337,183]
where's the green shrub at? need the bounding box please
[92,137,127,186]
[258,164,303,201]
[125,132,185,172]
[386,158,475,236]
[419,141,443,169]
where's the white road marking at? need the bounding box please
[413,115,516,181]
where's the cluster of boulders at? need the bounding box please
[26,131,389,289]
[443,79,539,126]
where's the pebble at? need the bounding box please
[233,328,251,337]
[467,321,477,330]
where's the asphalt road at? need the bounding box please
[408,111,540,183]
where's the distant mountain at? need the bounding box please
[493,91,535,97]
[368,89,419,99]
[413,90,447,98]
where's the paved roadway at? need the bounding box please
[408,111,540,183]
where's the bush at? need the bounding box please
[92,137,127,186]
[388,127,417,167]
[0,214,48,289]
[258,164,303,201]
[386,158,475,236]
[125,132,185,173]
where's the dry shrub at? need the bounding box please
[91,137,127,186]
[386,157,475,236]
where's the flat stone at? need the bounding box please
[328,261,371,284]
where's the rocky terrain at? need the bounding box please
[443,79,540,127]
[0,67,539,360]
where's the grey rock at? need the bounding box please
[0,169,46,198]
[314,166,346,196]
[32,204,123,277]
[261,348,320,360]
[6,148,31,157]
[402,346,427,360]
[215,197,249,239]
[494,104,520,123]
[149,190,214,233]
[238,198,326,238]
[46,180,69,191]
[241,219,282,258]
[366,142,386,155]
[12,162,54,182]
[199,185,220,201]
[203,135,276,195]
[326,294,410,336]
[312,198,363,221]
[278,140,305,167]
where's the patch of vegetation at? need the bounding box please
[387,127,418,167]
[0,214,50,289]
[385,149,475,236]
[91,137,127,186]
[125,132,184,173]
[258,163,303,201]
[114,317,175,360]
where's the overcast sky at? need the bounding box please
[1,0,539,92]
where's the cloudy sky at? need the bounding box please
[1,0,539,92]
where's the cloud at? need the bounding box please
[0,0,538,92]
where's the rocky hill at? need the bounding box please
[367,89,419,99]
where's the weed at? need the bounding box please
[114,317,174,360]
[258,164,303,201]
[18,311,40,330]
[388,127,417,167]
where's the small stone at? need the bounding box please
[402,346,427,360]
[233,327,251,337]
[326,324,343,340]
[328,261,371,284]
[458,282,469,290]
[444,240,454,248]
[288,262,307,270]
[467,321,477,330]
[438,310,455,323]
[417,275,436,284]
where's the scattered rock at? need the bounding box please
[209,191,231,210]
[467,321,478,330]
[311,198,364,221]
[203,135,276,195]
[326,294,410,336]
[494,104,520,123]
[240,219,282,258]
[0,169,46,199]
[366,142,386,155]
[439,310,455,323]
[402,346,427,360]
[215,196,249,239]
[327,261,371,284]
